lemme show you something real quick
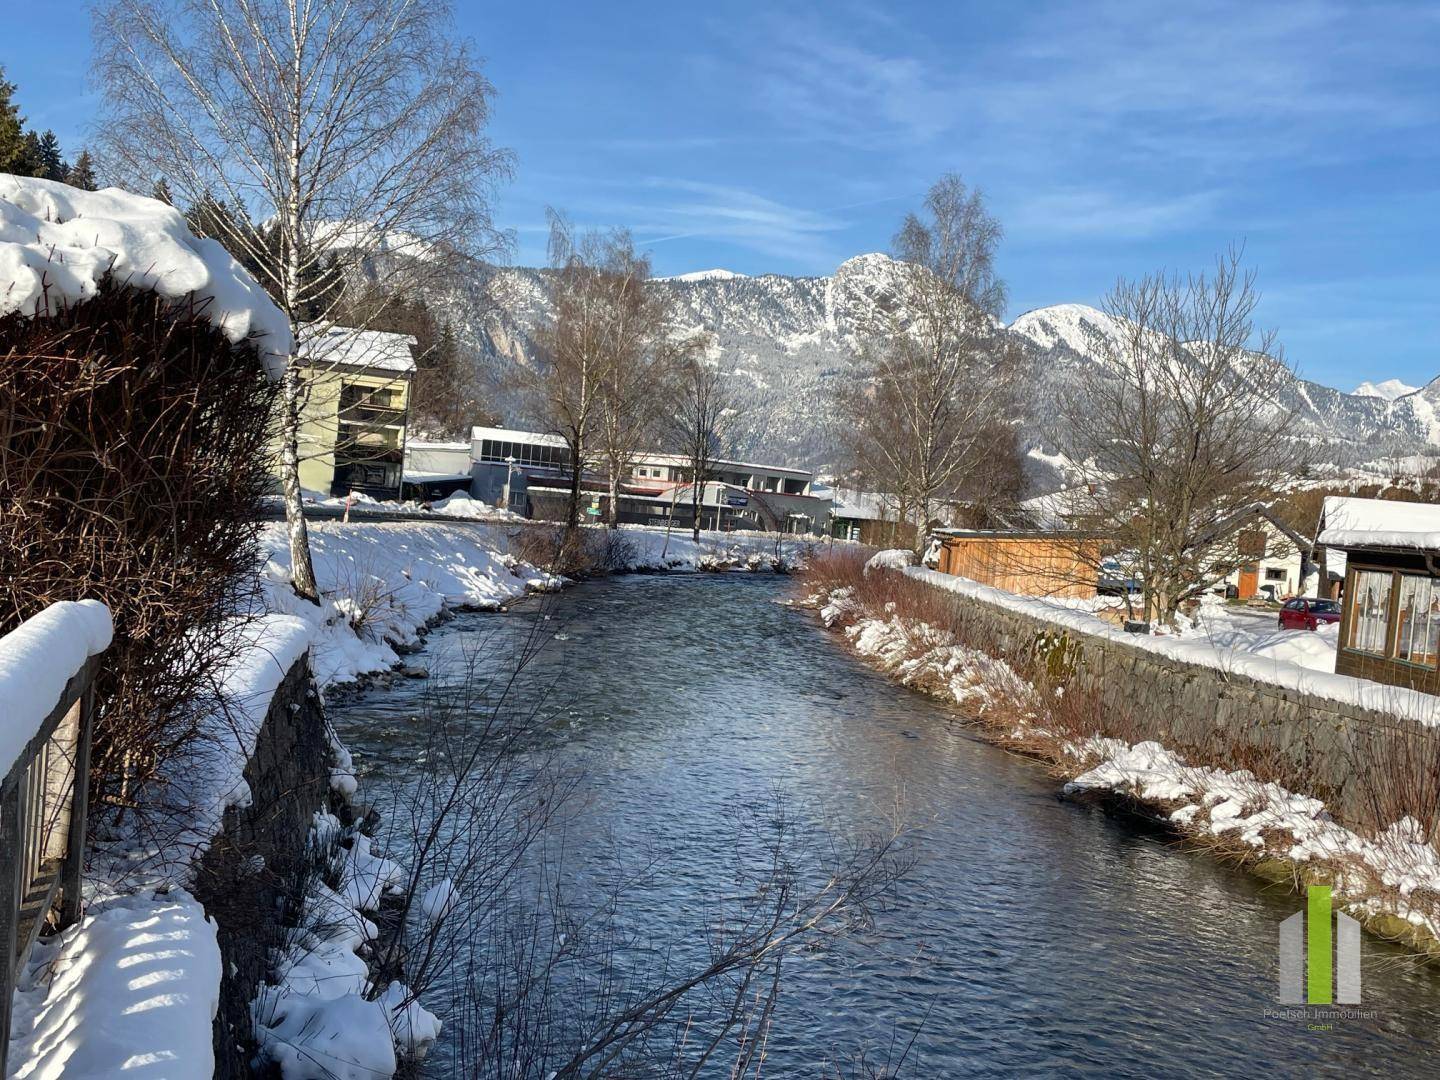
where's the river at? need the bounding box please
[330,573,1440,1077]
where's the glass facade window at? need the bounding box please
[1347,569,1393,655]
[1396,574,1440,667]
[478,437,571,469]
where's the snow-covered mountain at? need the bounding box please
[1353,378,1420,401]
[420,252,1440,487]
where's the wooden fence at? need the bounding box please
[0,649,101,1066]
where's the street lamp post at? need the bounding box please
[502,455,517,512]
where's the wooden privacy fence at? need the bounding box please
[0,621,105,1068]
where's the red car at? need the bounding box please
[1278,597,1342,631]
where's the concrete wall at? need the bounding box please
[927,578,1440,830]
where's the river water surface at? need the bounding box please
[331,574,1440,1077]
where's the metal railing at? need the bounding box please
[0,650,100,1066]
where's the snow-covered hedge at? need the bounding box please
[0,175,291,373]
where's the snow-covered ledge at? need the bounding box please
[0,599,112,779]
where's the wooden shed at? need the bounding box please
[932,530,1101,599]
[1320,495,1440,695]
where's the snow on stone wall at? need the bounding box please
[0,175,292,375]
[895,564,1439,827]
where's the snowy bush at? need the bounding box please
[0,276,281,800]
[864,548,916,575]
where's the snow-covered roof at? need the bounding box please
[0,175,292,376]
[1319,495,1440,551]
[472,425,568,448]
[829,487,898,521]
[1020,486,1093,528]
[636,450,813,479]
[297,324,416,374]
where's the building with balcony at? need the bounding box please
[280,325,417,499]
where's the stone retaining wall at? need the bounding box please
[924,575,1439,828]
[190,654,334,1078]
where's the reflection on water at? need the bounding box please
[332,574,1440,1077]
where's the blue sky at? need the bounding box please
[8,1,1440,390]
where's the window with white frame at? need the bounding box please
[1347,569,1393,655]
[1396,574,1440,667]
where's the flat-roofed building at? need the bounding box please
[466,426,832,532]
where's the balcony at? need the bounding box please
[338,422,402,451]
[338,403,406,428]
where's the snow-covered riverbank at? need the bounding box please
[258,519,823,692]
[5,519,826,1080]
[804,555,1440,961]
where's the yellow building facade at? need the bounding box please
[274,325,416,499]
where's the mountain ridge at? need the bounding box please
[420,252,1440,489]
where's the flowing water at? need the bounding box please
[331,574,1440,1077]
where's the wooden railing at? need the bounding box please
[0,649,101,1065]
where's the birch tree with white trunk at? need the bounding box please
[668,355,735,543]
[94,0,510,600]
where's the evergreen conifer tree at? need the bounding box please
[0,69,25,172]
[13,130,44,177]
[66,150,99,190]
[37,130,67,180]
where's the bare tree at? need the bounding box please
[841,175,1024,551]
[527,215,618,531]
[1059,247,1307,625]
[529,217,690,532]
[668,355,735,543]
[588,241,694,530]
[94,0,511,600]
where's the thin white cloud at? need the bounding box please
[609,179,852,262]
[1009,188,1224,239]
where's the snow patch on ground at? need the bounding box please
[1064,738,1440,940]
[7,890,223,1080]
[254,812,439,1080]
[258,521,560,690]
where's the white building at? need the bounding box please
[465,426,832,532]
[1218,519,1305,601]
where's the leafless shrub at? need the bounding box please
[506,523,641,579]
[0,280,279,803]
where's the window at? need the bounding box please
[1265,568,1287,582]
[1396,574,1440,667]
[1311,600,1341,615]
[1284,599,1303,611]
[1347,569,1393,655]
